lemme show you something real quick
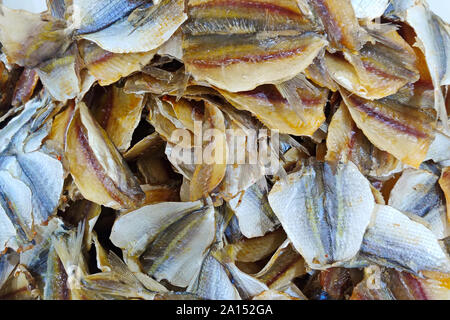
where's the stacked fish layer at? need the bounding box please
[0,0,449,300]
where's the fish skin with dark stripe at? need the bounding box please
[65,103,145,210]
[307,0,367,52]
[341,88,435,169]
[140,205,216,288]
[389,168,448,239]
[73,0,150,35]
[183,0,328,92]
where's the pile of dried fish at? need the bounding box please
[0,0,449,300]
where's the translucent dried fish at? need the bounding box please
[110,201,203,258]
[79,0,187,54]
[255,240,306,289]
[72,0,149,35]
[91,85,145,152]
[393,0,450,131]
[79,41,156,86]
[0,95,64,253]
[326,101,403,180]
[36,45,81,102]
[341,89,435,168]
[0,5,69,67]
[139,205,216,287]
[439,167,450,223]
[219,77,328,136]
[308,0,368,52]
[187,253,241,300]
[222,228,286,263]
[11,69,39,107]
[325,27,420,100]
[65,102,145,210]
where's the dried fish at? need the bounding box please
[325,27,420,100]
[79,41,156,86]
[388,168,449,239]
[227,182,279,238]
[91,85,145,152]
[36,44,81,102]
[360,204,450,274]
[326,101,403,180]
[393,0,450,131]
[79,0,187,54]
[0,0,448,301]
[255,240,306,289]
[0,5,69,67]
[308,0,368,52]
[65,102,145,210]
[439,167,450,223]
[268,159,375,269]
[341,89,435,168]
[219,77,328,136]
[183,0,327,92]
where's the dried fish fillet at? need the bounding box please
[325,28,420,100]
[255,240,306,289]
[308,0,368,52]
[360,204,450,274]
[187,253,241,300]
[183,0,327,92]
[140,205,215,287]
[79,41,156,86]
[0,5,68,67]
[91,85,145,152]
[227,182,279,238]
[393,0,450,131]
[0,0,448,302]
[388,168,448,239]
[268,159,375,269]
[219,77,328,136]
[65,102,145,210]
[79,0,187,54]
[72,0,149,35]
[37,45,81,102]
[439,167,450,223]
[341,89,435,168]
[326,101,403,180]
[351,0,390,20]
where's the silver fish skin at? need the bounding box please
[220,261,268,300]
[351,0,389,20]
[228,182,279,239]
[73,0,150,35]
[268,159,375,269]
[187,253,241,300]
[140,205,216,288]
[0,250,19,290]
[360,204,450,275]
[110,201,204,258]
[388,168,449,239]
